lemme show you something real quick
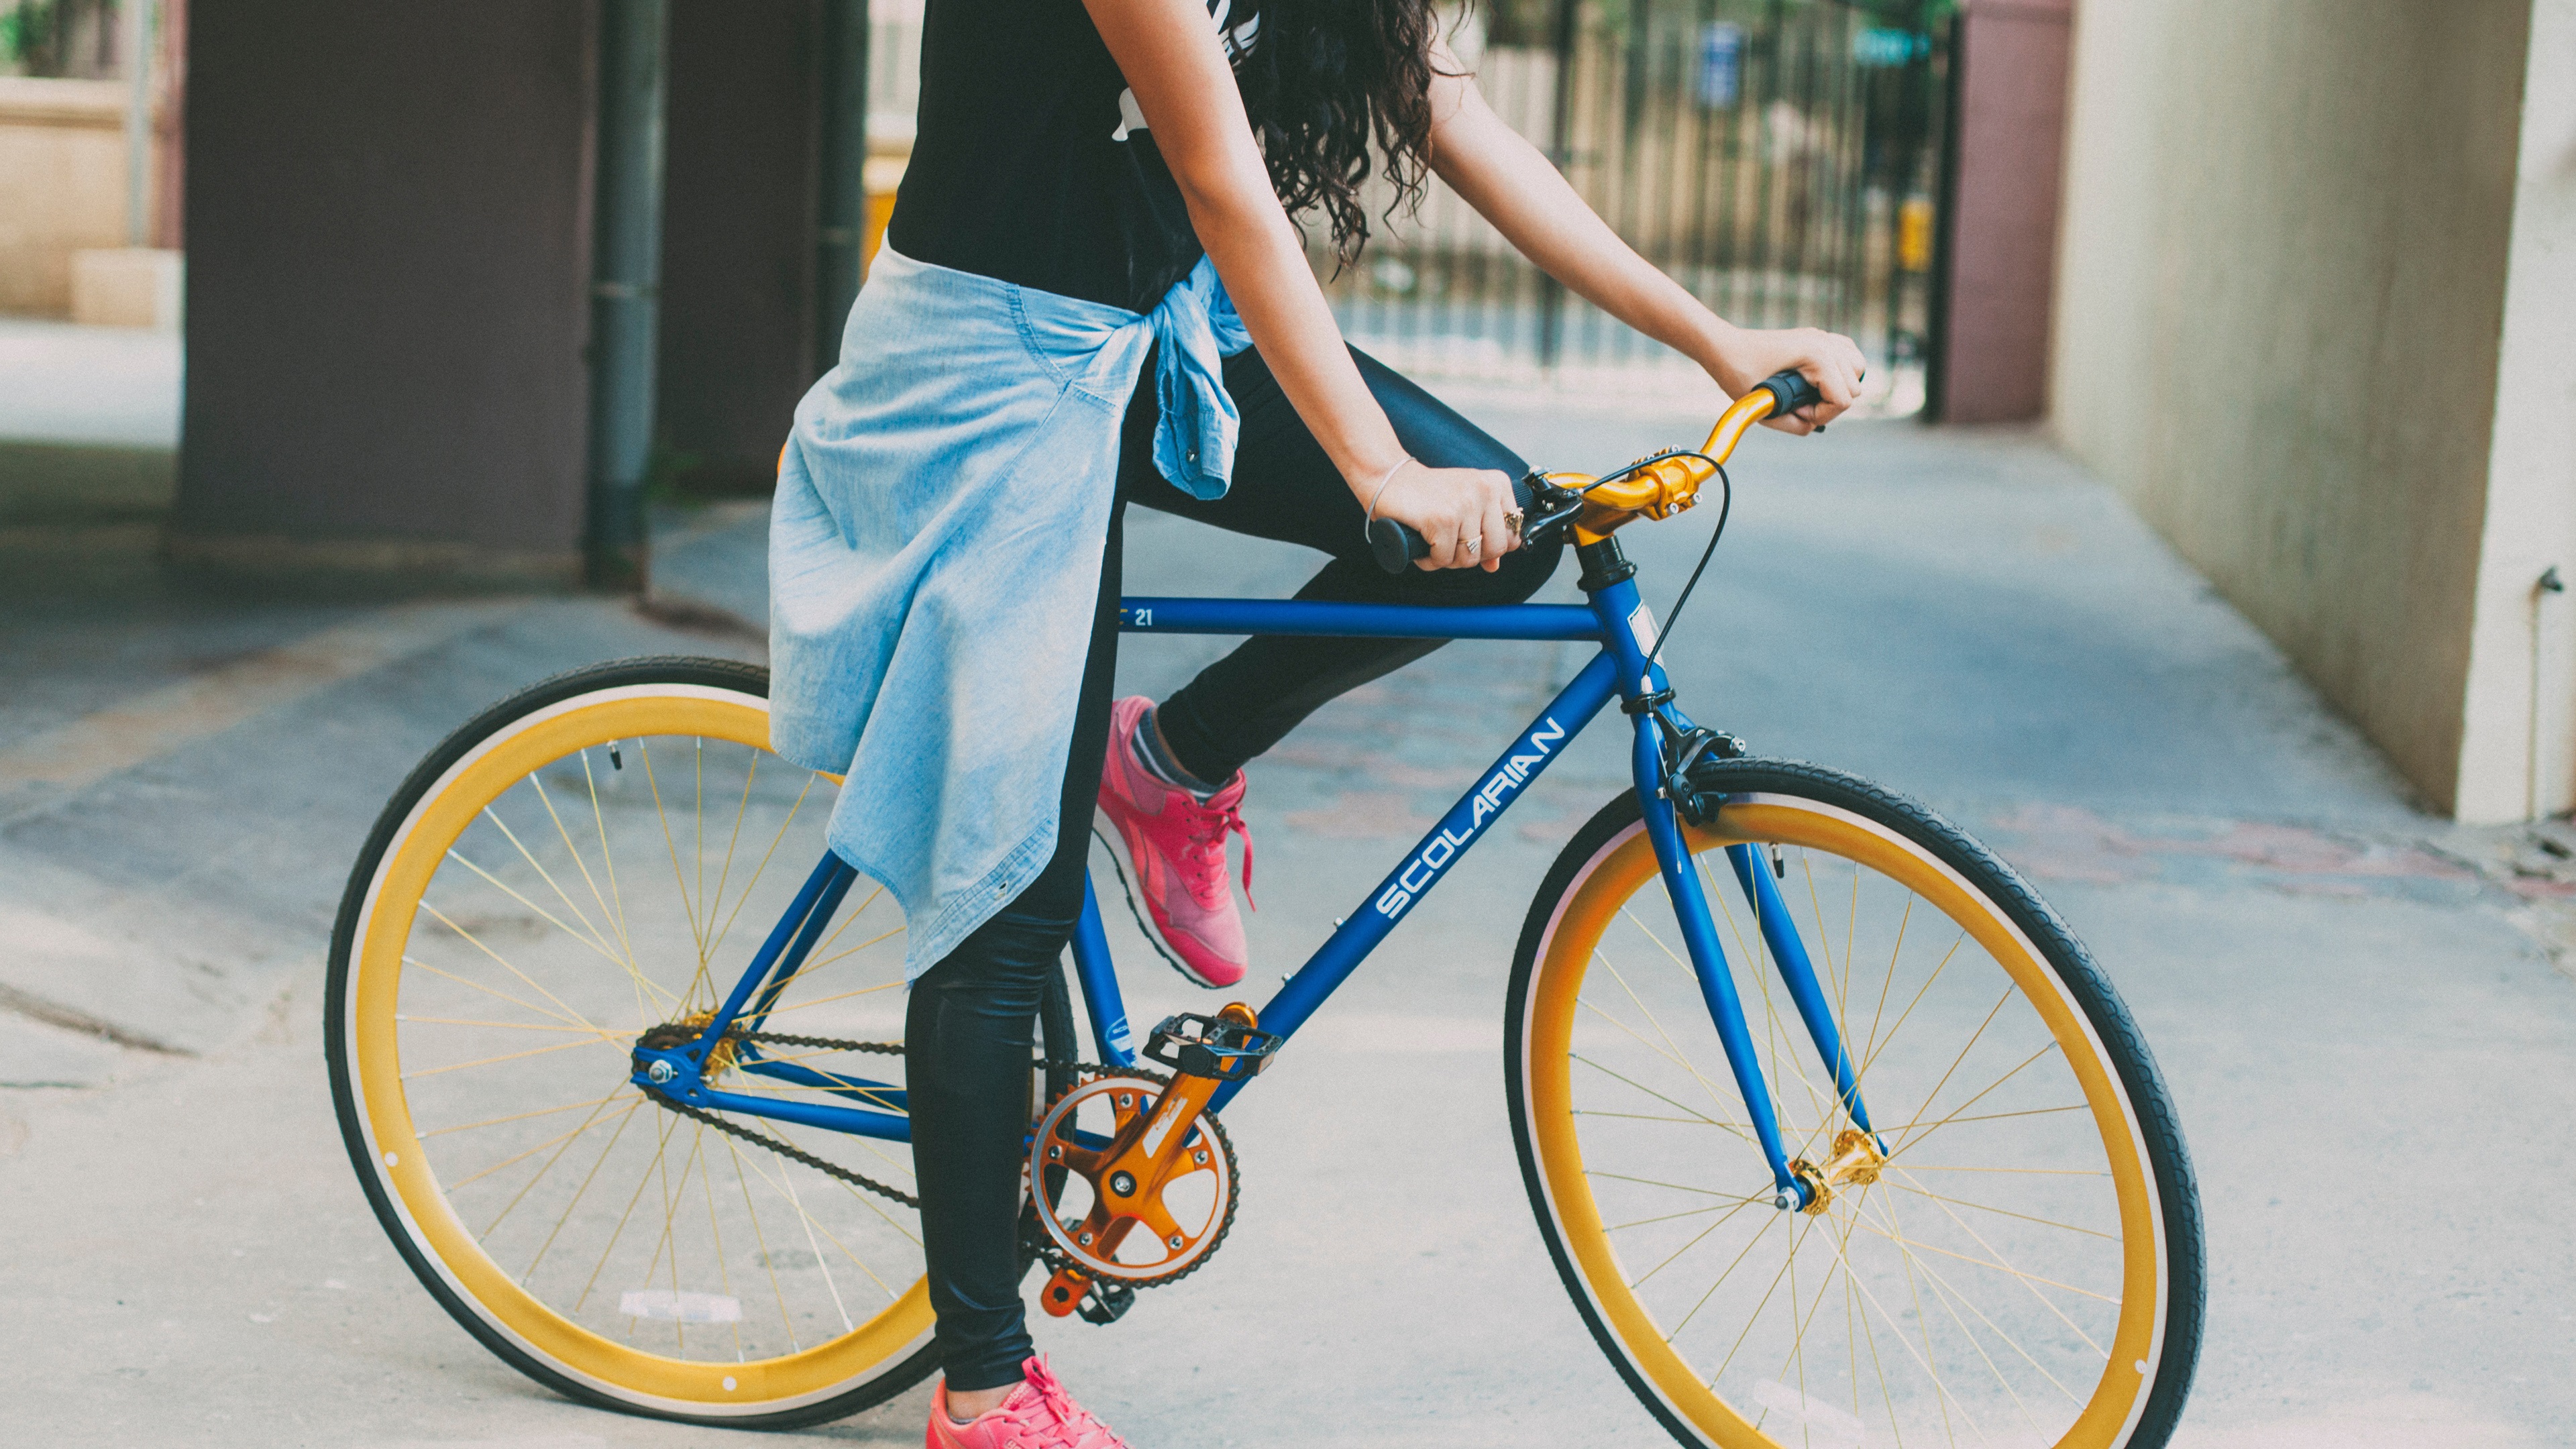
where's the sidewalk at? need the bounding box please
[0,394,2570,1446]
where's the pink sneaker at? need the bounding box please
[928,1357,1128,1449]
[1095,695,1252,989]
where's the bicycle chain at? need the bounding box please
[634,1032,1240,1301]
[637,1029,912,1206]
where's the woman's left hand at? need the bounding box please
[1705,326,1871,434]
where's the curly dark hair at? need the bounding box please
[1232,0,1458,266]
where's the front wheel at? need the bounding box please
[1506,761,2202,1449]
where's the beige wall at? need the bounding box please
[2456,0,2576,822]
[0,76,161,317]
[2051,0,2539,816]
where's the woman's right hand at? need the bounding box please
[1364,460,1522,573]
[1706,325,1870,434]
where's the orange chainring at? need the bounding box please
[1028,1066,1237,1304]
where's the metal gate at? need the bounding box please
[1313,0,1947,407]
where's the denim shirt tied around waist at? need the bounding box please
[768,246,1249,979]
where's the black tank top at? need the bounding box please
[887,0,1263,315]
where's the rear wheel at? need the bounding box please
[324,657,1071,1427]
[1506,762,2202,1448]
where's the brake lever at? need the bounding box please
[1367,472,1586,574]
[1513,474,1587,547]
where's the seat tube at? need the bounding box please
[1071,875,1138,1067]
[1587,545,1801,1199]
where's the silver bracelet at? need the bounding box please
[1360,455,1413,537]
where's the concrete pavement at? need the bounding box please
[1,391,2571,1446]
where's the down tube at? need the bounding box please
[1208,651,1622,1115]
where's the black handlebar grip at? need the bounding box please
[1367,470,1540,576]
[1756,368,1823,421]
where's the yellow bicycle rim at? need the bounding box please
[1522,796,2163,1448]
[345,682,930,1417]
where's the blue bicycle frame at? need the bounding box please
[629,572,1877,1205]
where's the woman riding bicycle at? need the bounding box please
[766,0,1868,1440]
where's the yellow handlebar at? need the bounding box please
[1554,386,1778,545]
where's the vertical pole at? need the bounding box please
[154,0,185,250]
[1922,8,1964,423]
[123,0,154,246]
[813,0,871,379]
[585,0,671,592]
[1538,0,1578,369]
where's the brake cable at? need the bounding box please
[1640,455,1731,674]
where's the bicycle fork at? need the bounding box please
[1591,543,1882,1212]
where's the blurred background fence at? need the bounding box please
[861,0,1944,407]
[1328,0,1944,401]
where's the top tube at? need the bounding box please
[1118,598,1604,641]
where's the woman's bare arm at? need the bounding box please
[1423,38,1866,431]
[1083,0,1519,569]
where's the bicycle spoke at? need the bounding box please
[724,1134,802,1352]
[1888,1042,2063,1166]
[577,747,642,1013]
[1887,1165,2116,1358]
[400,1015,617,1034]
[1576,988,1756,1140]
[447,1105,629,1194]
[1882,1174,2116,1242]
[576,1108,682,1315]
[696,1122,746,1362]
[706,772,820,969]
[1629,1190,1770,1288]
[627,739,705,1006]
[1603,916,1758,1129]
[1587,1169,1764,1201]
[417,903,609,1039]
[1873,1189,2053,1434]
[475,806,627,968]
[400,1034,623,1080]
[471,1095,639,1236]
[523,1097,648,1283]
[422,845,675,1005]
[529,769,642,982]
[421,1091,627,1139]
[1843,1216,2114,1303]
[1664,1202,1782,1342]
[690,747,763,1013]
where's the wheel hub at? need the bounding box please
[633,1012,740,1083]
[1786,1128,1886,1214]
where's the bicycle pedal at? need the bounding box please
[1143,1008,1282,1082]
[1039,1265,1137,1325]
[1076,1278,1136,1325]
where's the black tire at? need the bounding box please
[1504,761,2203,1448]
[325,657,1074,1429]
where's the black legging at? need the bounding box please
[902,344,1562,1390]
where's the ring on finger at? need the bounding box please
[1503,510,1523,537]
[1464,535,1481,555]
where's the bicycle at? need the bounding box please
[325,372,2203,1447]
